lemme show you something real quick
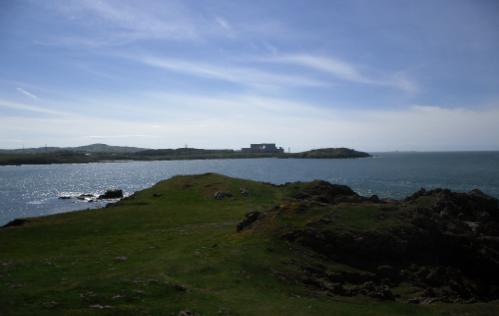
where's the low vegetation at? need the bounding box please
[0,145,370,165]
[1,173,497,315]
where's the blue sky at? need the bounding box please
[1,0,498,151]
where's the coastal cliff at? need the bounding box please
[1,174,498,315]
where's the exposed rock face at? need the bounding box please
[236,211,264,232]
[98,189,123,199]
[291,180,358,203]
[239,183,499,303]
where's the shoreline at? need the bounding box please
[0,155,372,167]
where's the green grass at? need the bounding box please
[0,173,497,315]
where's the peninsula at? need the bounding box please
[0,143,370,165]
[1,173,498,315]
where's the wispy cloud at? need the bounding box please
[259,54,418,93]
[215,17,231,31]
[41,1,292,48]
[16,88,39,100]
[79,0,198,40]
[41,0,199,47]
[215,16,236,38]
[0,99,66,116]
[87,134,158,139]
[137,56,328,88]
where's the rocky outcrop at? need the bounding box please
[291,180,358,203]
[239,183,499,303]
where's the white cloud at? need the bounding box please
[44,0,199,47]
[16,88,39,100]
[259,54,418,93]
[215,17,230,31]
[137,56,328,88]
[0,99,66,116]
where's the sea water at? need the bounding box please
[1,152,498,225]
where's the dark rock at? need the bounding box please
[213,191,233,200]
[292,180,358,204]
[2,218,28,228]
[58,196,71,200]
[280,185,499,301]
[230,180,499,302]
[173,283,187,292]
[98,189,123,199]
[240,187,249,196]
[236,211,264,232]
[152,193,162,198]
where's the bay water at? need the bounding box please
[1,152,498,226]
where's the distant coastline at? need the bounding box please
[0,144,370,166]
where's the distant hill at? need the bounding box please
[0,145,370,165]
[71,143,147,154]
[290,147,370,158]
[0,143,148,154]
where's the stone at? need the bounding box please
[236,211,264,232]
[98,189,123,199]
[213,191,233,200]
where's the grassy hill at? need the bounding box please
[0,144,147,155]
[289,147,370,158]
[1,174,497,315]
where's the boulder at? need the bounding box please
[77,194,95,200]
[98,189,123,199]
[213,191,233,200]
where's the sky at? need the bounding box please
[1,0,499,151]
